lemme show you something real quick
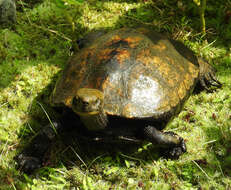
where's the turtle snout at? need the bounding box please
[82,101,91,112]
[72,96,100,113]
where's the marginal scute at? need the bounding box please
[169,90,180,108]
[183,73,193,90]
[178,82,186,100]
[157,98,171,113]
[122,103,138,118]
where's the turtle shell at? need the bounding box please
[50,28,199,123]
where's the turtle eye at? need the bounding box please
[95,99,101,106]
[73,96,81,106]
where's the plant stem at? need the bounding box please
[200,0,206,34]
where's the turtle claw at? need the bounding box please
[198,59,222,92]
[161,132,187,159]
[199,75,221,93]
[208,72,222,88]
[15,154,42,174]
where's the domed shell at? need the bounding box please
[50,28,199,121]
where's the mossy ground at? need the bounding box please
[0,0,231,189]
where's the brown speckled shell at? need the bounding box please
[50,28,199,122]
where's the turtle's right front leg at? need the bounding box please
[143,126,186,158]
[15,121,62,174]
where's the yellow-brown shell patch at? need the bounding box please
[178,82,186,100]
[168,90,180,108]
[122,103,138,118]
[188,62,199,78]
[102,77,123,97]
[109,34,121,43]
[183,73,193,91]
[124,36,142,48]
[151,42,167,51]
[98,48,114,61]
[136,48,152,62]
[157,98,171,112]
[104,101,120,115]
[166,57,185,73]
[116,49,130,65]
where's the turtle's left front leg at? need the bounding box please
[143,126,186,158]
[15,121,61,174]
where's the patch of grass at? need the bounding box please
[0,0,231,189]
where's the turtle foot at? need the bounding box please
[15,154,42,174]
[14,122,60,173]
[198,59,222,92]
[143,126,187,159]
[162,132,186,159]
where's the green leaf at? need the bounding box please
[124,159,130,168]
[104,167,119,176]
[55,0,66,8]
[193,0,200,6]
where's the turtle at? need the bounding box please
[16,27,221,173]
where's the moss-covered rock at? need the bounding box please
[0,0,16,27]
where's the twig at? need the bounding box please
[32,24,72,42]
[119,152,144,164]
[87,154,107,170]
[70,146,87,168]
[18,0,72,42]
[192,160,211,179]
[202,139,217,145]
[201,40,217,50]
[123,15,154,26]
[37,101,58,135]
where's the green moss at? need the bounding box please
[0,0,231,189]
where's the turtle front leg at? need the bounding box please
[15,121,61,174]
[143,126,186,158]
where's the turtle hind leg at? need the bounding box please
[143,126,186,158]
[198,59,222,92]
[77,29,107,49]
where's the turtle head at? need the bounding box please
[72,88,104,115]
